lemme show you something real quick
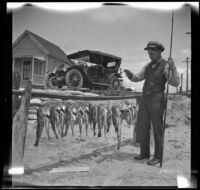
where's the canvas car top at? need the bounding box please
[67,50,122,68]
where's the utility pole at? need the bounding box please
[160,10,174,168]
[182,57,191,94]
[179,73,183,93]
[185,31,191,93]
[186,57,189,93]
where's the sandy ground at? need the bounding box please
[12,95,191,187]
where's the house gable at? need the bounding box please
[13,34,47,58]
[12,30,75,87]
[13,30,73,65]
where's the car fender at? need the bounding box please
[47,72,56,78]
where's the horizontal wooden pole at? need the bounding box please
[12,89,141,101]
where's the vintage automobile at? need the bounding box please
[44,50,124,90]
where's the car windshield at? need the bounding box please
[71,59,98,67]
[107,62,116,67]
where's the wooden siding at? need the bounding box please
[14,57,48,87]
[18,56,65,87]
[13,35,44,58]
[20,80,30,88]
[33,75,45,85]
[13,58,33,87]
[12,33,69,87]
[14,58,32,82]
[14,58,22,75]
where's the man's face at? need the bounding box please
[147,48,161,62]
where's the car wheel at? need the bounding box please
[45,75,56,88]
[65,69,83,90]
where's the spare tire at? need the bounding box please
[65,69,83,90]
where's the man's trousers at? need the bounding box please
[137,92,165,158]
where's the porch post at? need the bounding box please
[45,55,48,76]
[32,57,34,82]
[42,56,48,88]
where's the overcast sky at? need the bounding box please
[11,3,192,92]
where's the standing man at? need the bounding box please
[124,41,180,165]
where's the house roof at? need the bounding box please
[13,30,73,65]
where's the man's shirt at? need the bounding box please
[129,58,180,87]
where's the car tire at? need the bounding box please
[65,69,83,90]
[45,75,56,88]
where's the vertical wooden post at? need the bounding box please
[180,73,183,93]
[186,57,189,94]
[12,80,32,169]
[45,56,48,75]
[43,56,49,89]
[182,58,191,94]
[32,57,34,81]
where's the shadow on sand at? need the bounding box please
[25,138,144,175]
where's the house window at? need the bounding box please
[34,58,45,76]
[23,60,31,80]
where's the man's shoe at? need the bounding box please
[147,157,160,165]
[134,154,150,160]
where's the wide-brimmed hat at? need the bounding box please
[144,41,165,52]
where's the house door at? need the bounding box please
[23,60,32,80]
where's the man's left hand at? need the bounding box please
[168,58,175,69]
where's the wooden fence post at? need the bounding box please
[12,80,32,169]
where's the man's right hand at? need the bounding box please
[124,69,133,79]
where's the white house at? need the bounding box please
[12,30,73,87]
